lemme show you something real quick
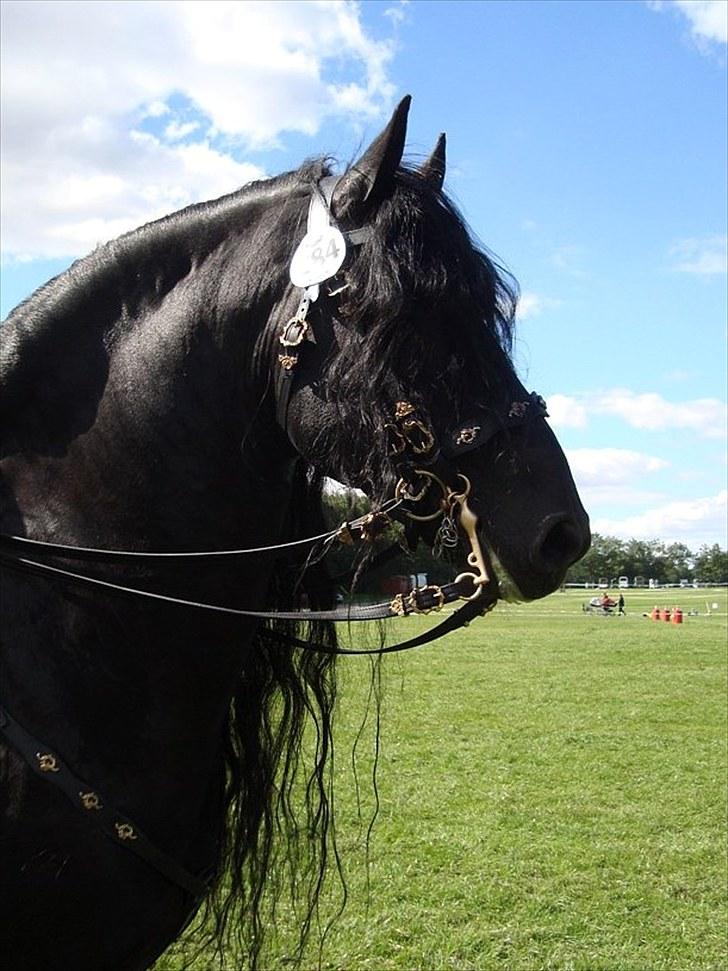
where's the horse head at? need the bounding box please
[278,97,590,604]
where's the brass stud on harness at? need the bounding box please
[455,425,480,446]
[278,353,299,371]
[79,791,102,811]
[387,401,436,457]
[115,822,137,841]
[36,752,59,773]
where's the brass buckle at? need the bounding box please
[279,317,309,348]
[390,585,445,616]
[412,584,445,614]
[390,593,408,616]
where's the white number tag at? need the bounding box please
[290,226,347,288]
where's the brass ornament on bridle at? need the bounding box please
[36,752,59,773]
[385,400,436,458]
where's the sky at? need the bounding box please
[1,0,726,550]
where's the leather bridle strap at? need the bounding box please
[259,593,490,656]
[0,704,209,899]
[0,550,484,634]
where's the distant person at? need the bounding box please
[618,594,625,616]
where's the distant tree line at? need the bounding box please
[563,534,727,585]
[322,489,728,590]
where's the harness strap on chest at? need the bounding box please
[0,704,209,899]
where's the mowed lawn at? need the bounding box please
[158,587,727,970]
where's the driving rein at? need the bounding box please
[0,392,548,654]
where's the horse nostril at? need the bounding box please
[532,515,589,574]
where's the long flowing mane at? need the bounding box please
[319,166,519,499]
[210,484,340,966]
[2,161,344,967]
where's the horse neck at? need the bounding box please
[1,181,311,777]
[1,180,307,549]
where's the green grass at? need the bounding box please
[157,587,727,970]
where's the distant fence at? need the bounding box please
[564,581,727,590]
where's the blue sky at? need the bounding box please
[1,0,726,549]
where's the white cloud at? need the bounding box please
[669,235,728,275]
[546,394,589,429]
[2,129,265,259]
[0,0,398,259]
[674,0,728,44]
[164,121,201,142]
[516,291,562,321]
[592,490,728,546]
[384,1,411,27]
[648,0,728,49]
[548,388,727,440]
[566,448,669,486]
[592,389,727,439]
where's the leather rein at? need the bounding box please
[0,392,548,655]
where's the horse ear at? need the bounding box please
[418,133,446,191]
[333,95,411,220]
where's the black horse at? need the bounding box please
[0,97,589,970]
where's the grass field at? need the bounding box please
[157,587,727,970]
